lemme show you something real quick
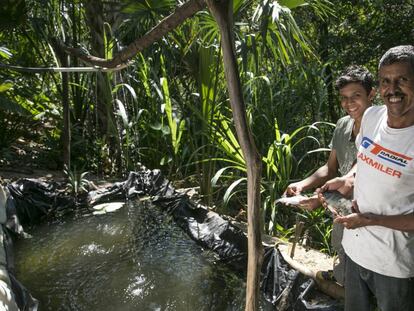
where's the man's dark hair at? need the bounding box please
[335,65,374,95]
[379,45,414,73]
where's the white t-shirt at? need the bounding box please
[342,105,414,278]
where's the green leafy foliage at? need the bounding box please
[63,165,89,199]
[296,208,333,254]
[0,0,27,31]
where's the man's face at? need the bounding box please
[379,61,414,128]
[339,82,373,121]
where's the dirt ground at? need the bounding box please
[0,167,64,184]
[231,219,334,273]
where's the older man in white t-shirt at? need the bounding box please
[320,45,414,311]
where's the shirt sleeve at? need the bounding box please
[355,108,370,148]
[331,119,343,150]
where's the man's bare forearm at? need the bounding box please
[365,213,414,232]
[335,212,414,232]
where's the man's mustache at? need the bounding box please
[384,91,405,98]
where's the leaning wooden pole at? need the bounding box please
[206,1,263,310]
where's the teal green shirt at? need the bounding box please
[330,116,357,176]
[329,115,356,284]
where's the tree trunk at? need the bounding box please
[84,0,122,173]
[206,1,263,310]
[84,0,110,137]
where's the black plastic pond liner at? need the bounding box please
[7,178,75,225]
[153,194,249,272]
[3,192,40,311]
[5,168,343,311]
[295,279,344,311]
[8,273,38,311]
[87,169,175,206]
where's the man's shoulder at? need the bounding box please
[364,105,386,119]
[335,115,353,128]
[360,105,386,133]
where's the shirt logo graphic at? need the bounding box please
[360,137,412,167]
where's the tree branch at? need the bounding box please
[61,0,206,69]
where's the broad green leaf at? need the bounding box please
[115,99,129,128]
[211,166,236,186]
[278,0,307,9]
[112,83,137,101]
[223,178,247,205]
[0,47,12,59]
[150,122,163,131]
[0,94,30,115]
[92,202,124,214]
[0,82,13,93]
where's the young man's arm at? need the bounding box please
[284,149,339,196]
[316,163,356,199]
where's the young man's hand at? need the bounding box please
[317,175,354,198]
[284,182,305,196]
[297,195,321,211]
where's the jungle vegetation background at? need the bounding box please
[1,0,413,253]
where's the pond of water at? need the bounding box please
[14,200,273,310]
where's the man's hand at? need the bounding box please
[334,201,371,229]
[334,213,371,229]
[334,200,414,232]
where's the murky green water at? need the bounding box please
[14,200,272,310]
